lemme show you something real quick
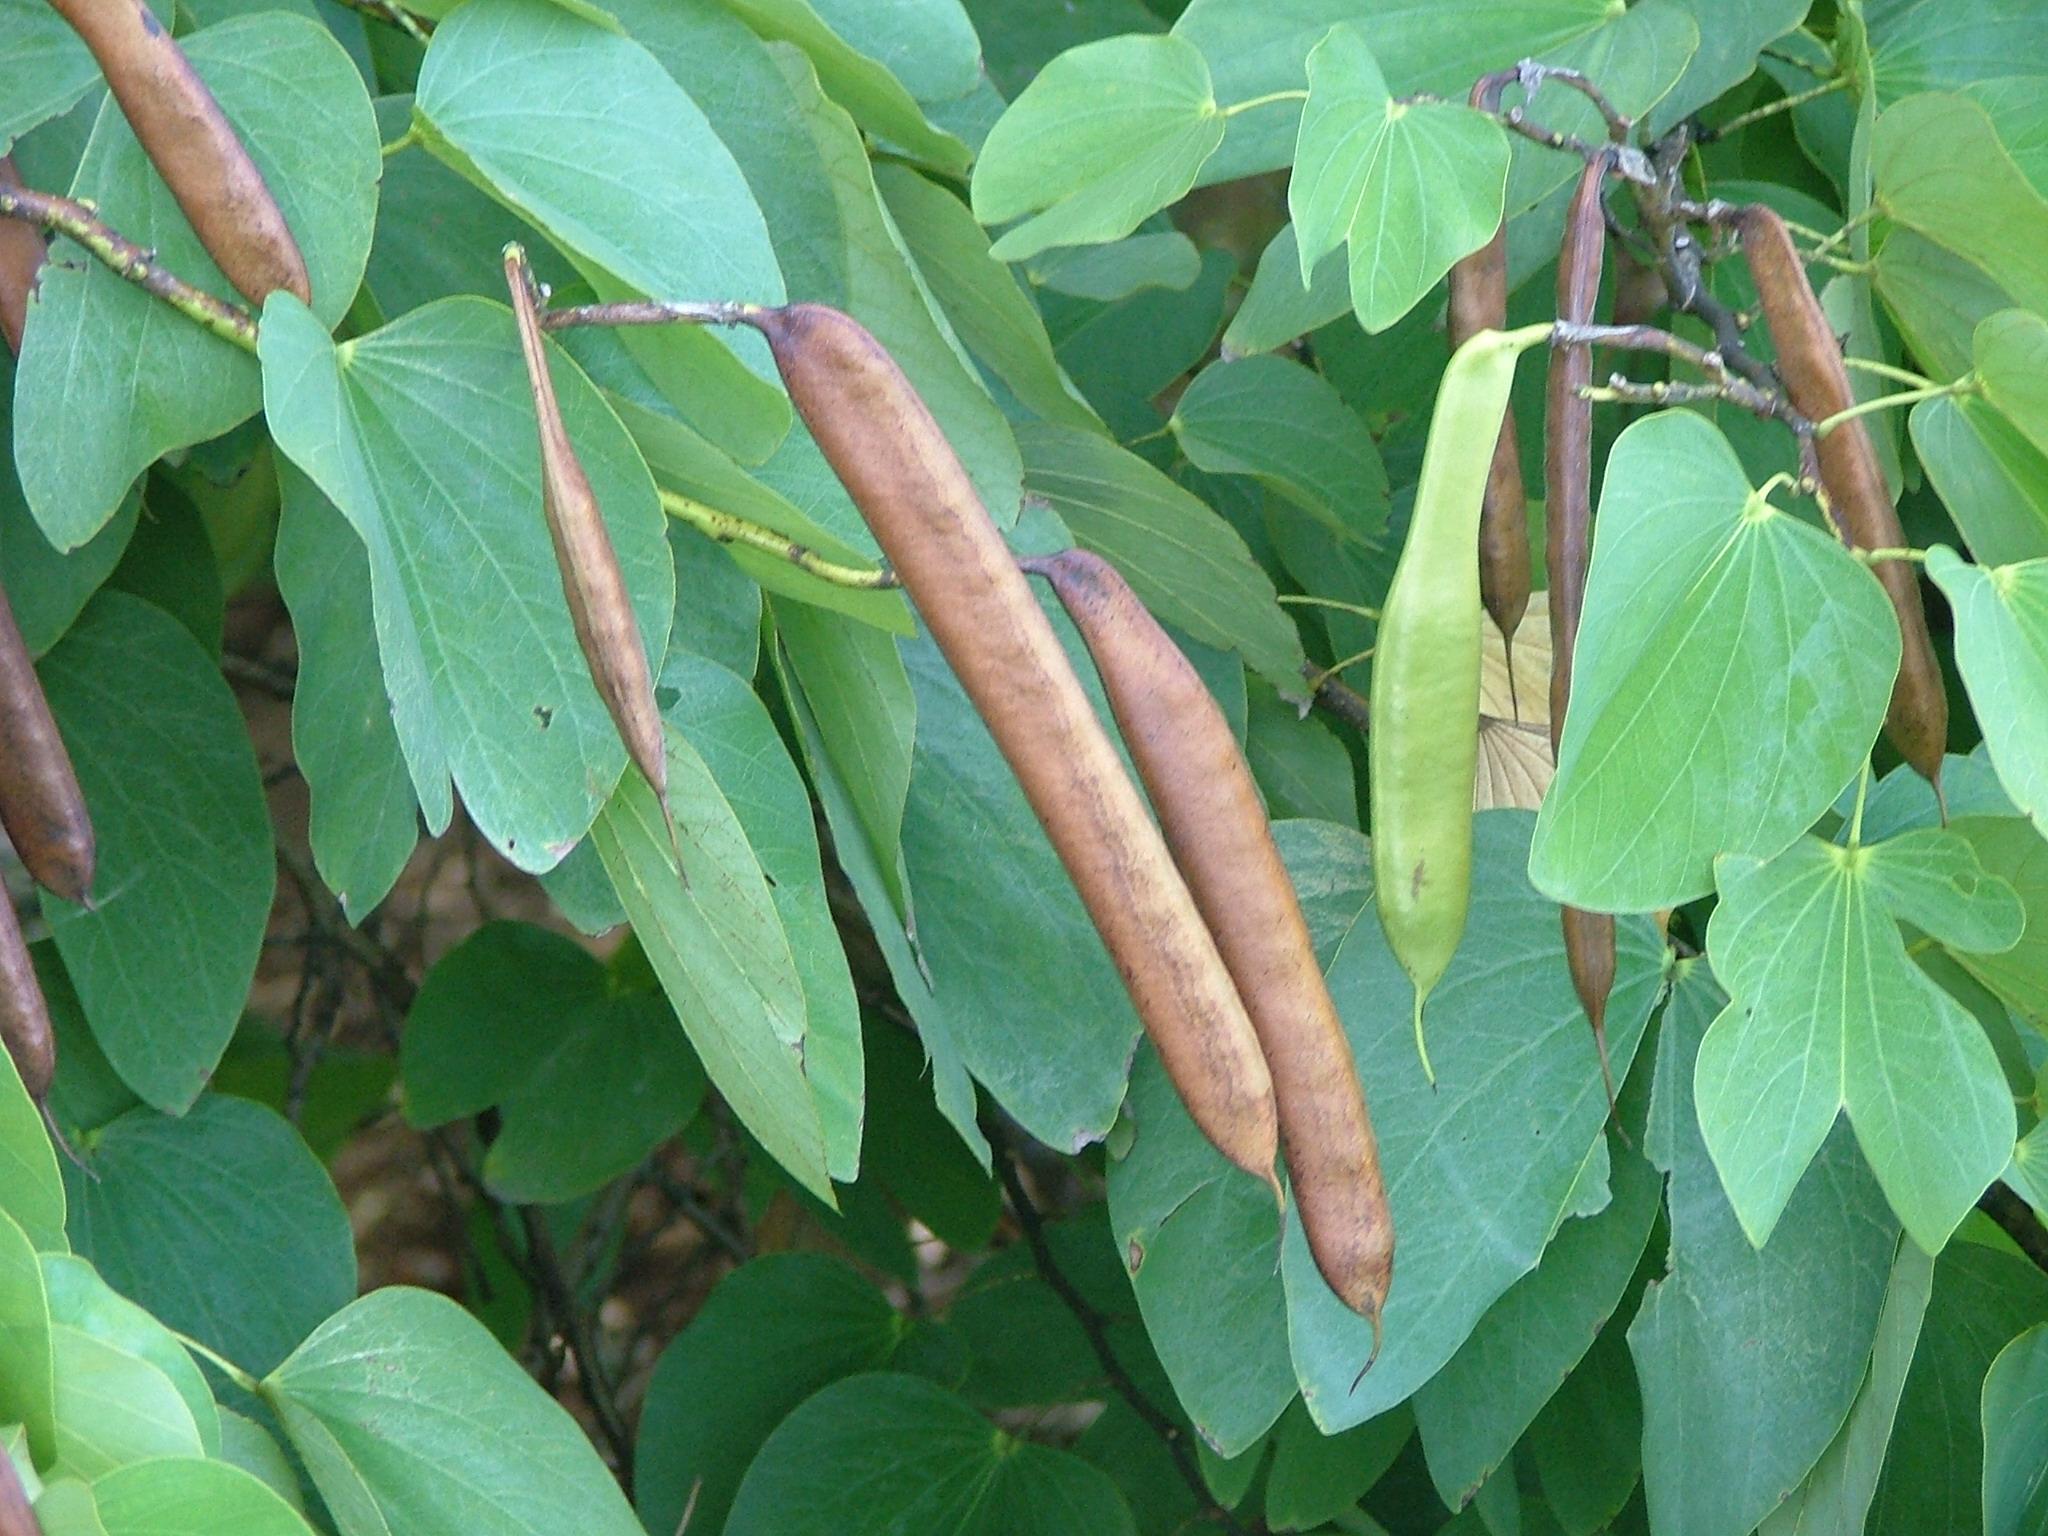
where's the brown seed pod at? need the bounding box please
[1029,547,1392,1334]
[1735,203,1947,789]
[0,887,55,1105]
[504,247,668,821]
[737,302,1280,1191]
[43,0,309,306]
[0,581,94,906]
[1611,245,1667,327]
[1448,143,1530,680]
[1547,156,1620,1111]
[0,1429,43,1536]
[0,157,46,355]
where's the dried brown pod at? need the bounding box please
[43,0,309,306]
[1448,97,1530,683]
[736,302,1280,1192]
[1736,203,1948,790]
[1029,547,1391,1337]
[0,890,54,1105]
[504,247,669,825]
[0,157,46,355]
[0,581,93,906]
[1546,156,1621,1111]
[0,1429,43,1536]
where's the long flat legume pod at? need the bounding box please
[0,579,93,905]
[1546,157,1620,1110]
[1372,322,1554,1080]
[0,158,44,355]
[1028,548,1391,1334]
[43,0,309,306]
[730,303,1280,1191]
[505,246,669,826]
[1736,203,1948,791]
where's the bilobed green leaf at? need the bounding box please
[1264,1399,1412,1532]
[13,13,376,550]
[48,1328,202,1480]
[0,1208,56,1464]
[1110,1047,1296,1458]
[1415,1147,1661,1511]
[1983,1324,2048,1536]
[1633,960,1901,1536]
[805,0,980,103]
[37,594,273,1114]
[1872,92,2048,316]
[216,1411,307,1516]
[1017,421,1307,695]
[772,600,915,921]
[63,1095,355,1378]
[1911,395,2048,566]
[725,1372,1136,1536]
[1868,1243,2048,1534]
[412,0,789,464]
[0,366,137,659]
[1696,832,2019,1251]
[1174,0,1615,185]
[364,95,569,318]
[713,0,973,175]
[1531,411,1898,912]
[260,294,674,872]
[973,34,1225,263]
[895,585,1143,1154]
[40,1255,218,1456]
[1647,0,1804,133]
[591,727,831,1203]
[1944,816,2048,1024]
[0,1034,63,1253]
[662,652,862,1182]
[635,1256,906,1536]
[86,1459,314,1536]
[1224,224,1350,357]
[1928,546,2048,838]
[1975,308,2048,461]
[1876,230,2018,383]
[874,163,1102,435]
[1284,813,1665,1432]
[264,1287,644,1536]
[1029,232,1201,302]
[1869,0,2048,104]
[273,463,417,922]
[1171,355,1390,544]
[774,53,1024,542]
[1291,25,1510,334]
[1757,1236,1936,1536]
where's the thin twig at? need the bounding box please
[1516,63,1633,141]
[660,488,898,590]
[520,1205,635,1477]
[1698,75,1850,142]
[1554,320,1807,430]
[992,1142,1252,1536]
[0,184,259,351]
[1310,668,1371,733]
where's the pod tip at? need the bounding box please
[1349,1314,1383,1391]
[1413,991,1436,1088]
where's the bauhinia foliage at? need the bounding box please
[3,1,2048,1533]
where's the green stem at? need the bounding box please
[0,185,259,352]
[1854,545,1928,566]
[1278,594,1381,621]
[1847,759,1872,847]
[381,126,420,159]
[658,488,897,589]
[1839,355,1937,389]
[168,1330,261,1395]
[1814,381,1969,436]
[1220,88,1308,118]
[1710,75,1850,140]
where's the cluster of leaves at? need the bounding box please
[4,0,2048,1533]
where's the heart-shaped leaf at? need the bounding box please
[1291,25,1510,333]
[1531,411,1898,912]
